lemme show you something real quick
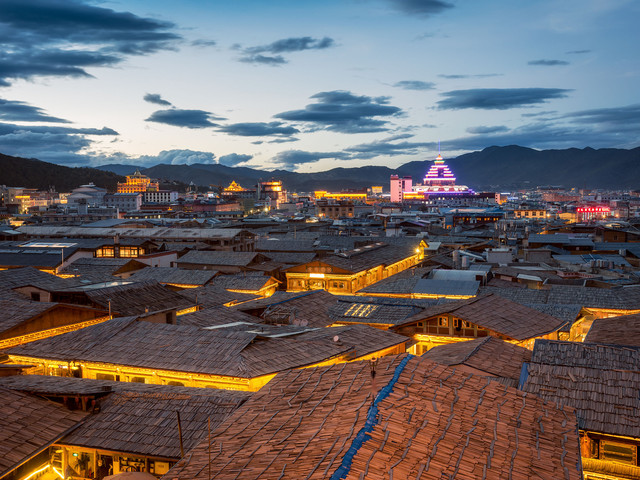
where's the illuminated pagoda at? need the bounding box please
[117,168,159,193]
[392,151,473,201]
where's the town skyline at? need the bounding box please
[0,0,638,173]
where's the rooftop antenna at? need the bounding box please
[438,140,441,156]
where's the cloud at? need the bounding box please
[438,73,503,79]
[528,59,570,66]
[271,149,349,170]
[437,88,571,110]
[191,39,217,48]
[393,80,435,91]
[387,0,454,16]
[218,153,253,166]
[138,149,216,166]
[217,122,299,137]
[344,135,433,159]
[238,36,335,65]
[145,109,223,128]
[442,105,640,151]
[274,90,403,133]
[563,104,640,129]
[0,123,117,136]
[0,0,180,86]
[239,54,287,66]
[0,130,94,164]
[0,98,70,123]
[466,125,510,135]
[521,110,557,118]
[566,49,591,54]
[143,93,172,106]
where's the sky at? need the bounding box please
[0,0,638,173]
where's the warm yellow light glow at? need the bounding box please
[309,273,325,278]
[23,464,51,480]
[52,467,64,479]
[176,306,198,316]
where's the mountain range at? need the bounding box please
[97,145,640,191]
[1,146,638,193]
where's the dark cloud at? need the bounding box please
[438,73,502,79]
[0,0,180,85]
[238,36,334,65]
[239,54,287,66]
[393,80,435,91]
[191,39,217,48]
[521,110,557,118]
[143,93,172,106]
[563,104,640,129]
[528,59,569,66]
[217,122,299,137]
[437,88,571,110]
[274,90,403,133]
[345,137,433,160]
[466,125,510,134]
[267,137,299,144]
[387,0,454,16]
[145,109,223,129]
[0,98,69,123]
[0,131,94,164]
[218,153,253,166]
[566,49,591,54]
[444,105,640,151]
[271,150,349,170]
[0,123,117,136]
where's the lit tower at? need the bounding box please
[423,153,456,187]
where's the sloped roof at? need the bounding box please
[0,374,252,399]
[178,284,261,308]
[60,391,246,459]
[234,290,337,328]
[79,281,195,315]
[483,284,640,310]
[128,267,217,286]
[423,336,532,385]
[167,355,581,480]
[0,266,78,291]
[584,313,640,346]
[414,294,566,340]
[210,274,276,291]
[328,300,423,326]
[177,306,261,327]
[522,340,640,438]
[8,318,407,378]
[0,299,60,334]
[0,387,88,477]
[177,251,263,267]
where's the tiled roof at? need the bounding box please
[18,225,252,240]
[8,318,407,378]
[0,266,77,291]
[60,390,247,459]
[261,251,317,265]
[328,300,423,326]
[522,340,640,438]
[414,278,480,296]
[210,274,276,291]
[81,281,196,315]
[177,251,263,267]
[0,374,253,399]
[0,387,88,477]
[255,239,318,252]
[178,284,261,308]
[483,284,640,310]
[234,290,338,328]
[423,336,532,385]
[168,355,581,480]
[584,313,640,346]
[319,242,418,273]
[414,294,566,340]
[0,299,59,334]
[128,267,217,286]
[177,306,261,327]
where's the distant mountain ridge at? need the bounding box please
[2,146,639,192]
[0,153,124,191]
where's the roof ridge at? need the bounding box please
[459,336,493,364]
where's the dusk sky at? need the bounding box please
[0,0,638,172]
